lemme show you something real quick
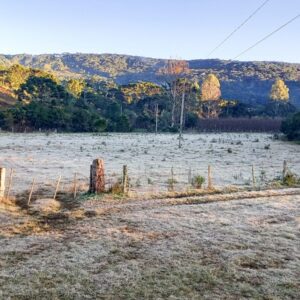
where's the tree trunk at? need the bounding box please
[179,91,185,148]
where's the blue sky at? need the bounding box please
[1,0,299,62]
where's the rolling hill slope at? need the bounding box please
[0,53,300,106]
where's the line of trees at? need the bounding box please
[0,63,298,133]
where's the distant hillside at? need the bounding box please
[1,53,300,106]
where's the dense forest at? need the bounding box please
[1,53,300,107]
[0,56,299,135]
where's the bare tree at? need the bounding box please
[160,60,189,127]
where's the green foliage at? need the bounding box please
[167,178,177,191]
[282,171,300,186]
[121,82,163,104]
[192,175,205,189]
[1,54,299,107]
[66,79,86,98]
[6,64,30,90]
[17,75,69,103]
[0,61,299,133]
[281,112,300,141]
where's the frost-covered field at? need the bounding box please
[0,192,299,299]
[0,132,299,193]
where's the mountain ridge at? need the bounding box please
[1,53,300,106]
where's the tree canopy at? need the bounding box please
[281,112,300,140]
[66,79,86,98]
[201,74,221,101]
[0,63,298,133]
[270,79,289,101]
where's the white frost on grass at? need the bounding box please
[0,132,299,195]
[0,194,299,299]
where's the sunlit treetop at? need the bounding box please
[270,79,289,101]
[201,74,221,101]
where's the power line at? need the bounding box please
[233,14,300,59]
[207,0,270,57]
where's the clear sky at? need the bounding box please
[1,0,299,62]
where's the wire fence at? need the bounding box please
[0,159,294,202]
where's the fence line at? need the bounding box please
[0,159,297,203]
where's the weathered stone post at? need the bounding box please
[89,159,105,193]
[0,168,6,199]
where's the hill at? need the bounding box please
[1,53,300,106]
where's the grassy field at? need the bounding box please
[1,133,300,197]
[0,189,299,299]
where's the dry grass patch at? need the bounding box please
[0,192,299,299]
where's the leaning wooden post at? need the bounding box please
[252,165,256,188]
[171,167,175,191]
[28,178,36,205]
[73,173,78,199]
[89,159,105,194]
[6,168,14,199]
[122,165,129,194]
[188,167,192,185]
[53,175,62,200]
[0,168,6,199]
[282,160,288,181]
[207,165,213,190]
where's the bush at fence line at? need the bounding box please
[108,181,123,194]
[283,171,300,187]
[167,178,177,191]
[147,178,153,185]
[192,175,205,189]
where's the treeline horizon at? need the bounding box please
[0,62,299,135]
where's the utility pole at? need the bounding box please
[178,81,186,148]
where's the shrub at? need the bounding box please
[167,178,177,191]
[192,175,205,189]
[283,172,300,186]
[281,112,300,141]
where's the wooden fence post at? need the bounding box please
[53,175,62,200]
[89,159,105,194]
[252,165,256,188]
[188,167,192,185]
[122,165,129,194]
[28,178,36,205]
[6,168,13,199]
[207,165,213,190]
[171,167,175,191]
[73,173,77,199]
[0,168,6,199]
[282,160,288,181]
